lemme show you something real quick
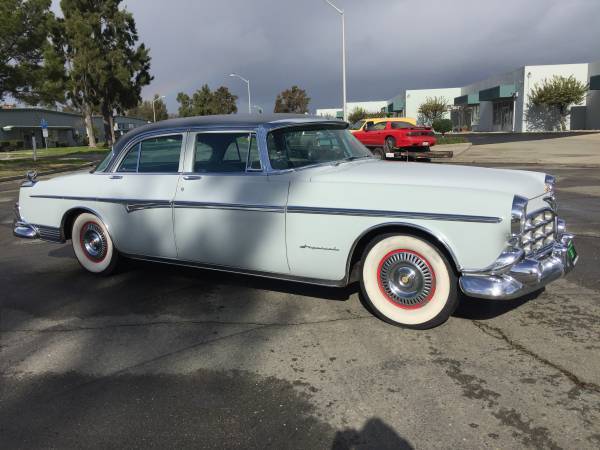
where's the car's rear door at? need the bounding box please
[101,133,184,258]
[173,131,289,274]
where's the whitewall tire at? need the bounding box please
[71,212,119,275]
[360,234,458,329]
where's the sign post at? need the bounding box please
[40,119,48,151]
[32,136,37,162]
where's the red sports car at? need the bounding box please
[352,119,437,159]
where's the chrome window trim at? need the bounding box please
[287,206,502,224]
[108,131,187,173]
[186,129,263,175]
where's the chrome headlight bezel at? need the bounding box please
[511,195,528,237]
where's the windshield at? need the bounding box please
[267,125,372,170]
[350,119,366,130]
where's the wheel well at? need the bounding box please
[347,224,460,281]
[61,208,92,240]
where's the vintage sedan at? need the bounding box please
[14,114,578,329]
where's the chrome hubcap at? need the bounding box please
[82,223,107,260]
[379,251,434,307]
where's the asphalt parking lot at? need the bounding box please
[1,147,599,448]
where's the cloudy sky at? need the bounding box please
[55,0,600,114]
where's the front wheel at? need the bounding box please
[72,212,119,275]
[360,234,458,329]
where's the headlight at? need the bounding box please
[511,195,528,236]
[544,174,556,194]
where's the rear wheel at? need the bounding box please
[71,212,119,275]
[360,234,458,329]
[384,136,396,152]
[372,148,385,159]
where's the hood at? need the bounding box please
[308,160,547,200]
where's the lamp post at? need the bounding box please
[230,73,252,114]
[324,0,347,122]
[152,95,166,122]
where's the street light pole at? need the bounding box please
[230,73,252,114]
[152,95,166,122]
[324,0,347,122]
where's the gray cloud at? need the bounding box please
[58,0,600,113]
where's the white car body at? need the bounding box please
[14,114,577,302]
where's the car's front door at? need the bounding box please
[102,133,184,258]
[173,131,289,274]
[371,121,388,147]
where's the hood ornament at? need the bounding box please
[22,170,38,187]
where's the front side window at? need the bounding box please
[266,125,371,170]
[117,134,182,173]
[371,122,388,130]
[193,132,258,173]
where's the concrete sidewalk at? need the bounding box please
[449,133,600,166]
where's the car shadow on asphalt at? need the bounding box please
[453,290,544,321]
[48,244,356,302]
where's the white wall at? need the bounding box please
[586,61,600,130]
[404,87,461,123]
[523,64,589,131]
[315,108,340,118]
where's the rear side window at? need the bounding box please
[193,132,258,173]
[117,135,183,173]
[391,121,413,129]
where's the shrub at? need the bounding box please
[432,118,452,135]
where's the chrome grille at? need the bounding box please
[521,209,556,255]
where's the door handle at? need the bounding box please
[182,175,202,180]
[109,175,123,179]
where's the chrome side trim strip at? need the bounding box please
[31,195,284,214]
[122,253,346,287]
[287,206,502,224]
[172,201,284,213]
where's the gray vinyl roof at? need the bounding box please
[113,113,345,153]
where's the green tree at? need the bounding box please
[348,107,381,124]
[432,118,452,135]
[529,75,588,131]
[127,94,168,122]
[50,0,151,147]
[176,84,237,117]
[274,86,310,113]
[417,96,448,126]
[0,0,58,103]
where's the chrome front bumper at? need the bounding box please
[460,233,577,300]
[13,203,39,239]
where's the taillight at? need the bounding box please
[407,132,418,136]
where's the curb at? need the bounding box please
[0,162,96,183]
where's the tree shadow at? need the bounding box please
[332,417,414,450]
[525,104,562,131]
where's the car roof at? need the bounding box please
[113,113,345,153]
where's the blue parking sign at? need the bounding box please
[40,118,48,129]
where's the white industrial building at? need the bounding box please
[315,100,387,119]
[386,63,599,132]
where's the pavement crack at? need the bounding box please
[472,320,600,395]
[1,315,374,334]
